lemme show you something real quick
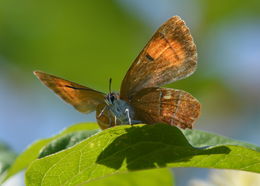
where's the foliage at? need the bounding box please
[85,168,174,186]
[0,142,16,181]
[0,123,99,183]
[2,123,260,185]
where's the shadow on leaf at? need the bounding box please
[96,124,230,170]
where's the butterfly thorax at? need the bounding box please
[96,92,140,129]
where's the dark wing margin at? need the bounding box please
[130,87,200,129]
[120,16,197,101]
[34,71,106,113]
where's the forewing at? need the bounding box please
[130,87,200,129]
[34,71,106,113]
[120,16,197,101]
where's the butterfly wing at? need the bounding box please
[130,87,200,129]
[34,71,106,113]
[120,16,197,101]
[96,103,117,130]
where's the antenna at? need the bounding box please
[109,78,112,94]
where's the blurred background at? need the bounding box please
[0,0,259,185]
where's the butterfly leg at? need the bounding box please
[124,108,132,125]
[98,105,107,118]
[114,115,118,125]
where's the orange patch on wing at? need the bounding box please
[146,35,169,59]
[161,41,185,65]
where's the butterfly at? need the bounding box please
[34,16,201,130]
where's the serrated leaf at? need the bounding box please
[1,123,100,183]
[87,168,174,186]
[25,124,260,186]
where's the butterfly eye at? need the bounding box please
[110,95,115,103]
[106,93,116,104]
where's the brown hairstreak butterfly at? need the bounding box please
[34,16,201,130]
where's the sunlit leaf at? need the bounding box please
[87,168,174,186]
[1,123,99,183]
[25,124,260,186]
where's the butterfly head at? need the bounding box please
[105,78,120,104]
[106,92,120,105]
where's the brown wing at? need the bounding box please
[34,71,106,113]
[96,103,117,130]
[120,16,197,101]
[130,87,200,129]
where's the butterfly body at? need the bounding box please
[106,99,138,124]
[34,16,201,130]
[96,92,140,129]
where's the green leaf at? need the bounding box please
[182,129,260,151]
[25,124,260,186]
[0,142,16,178]
[39,130,99,158]
[87,168,174,186]
[1,123,100,183]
